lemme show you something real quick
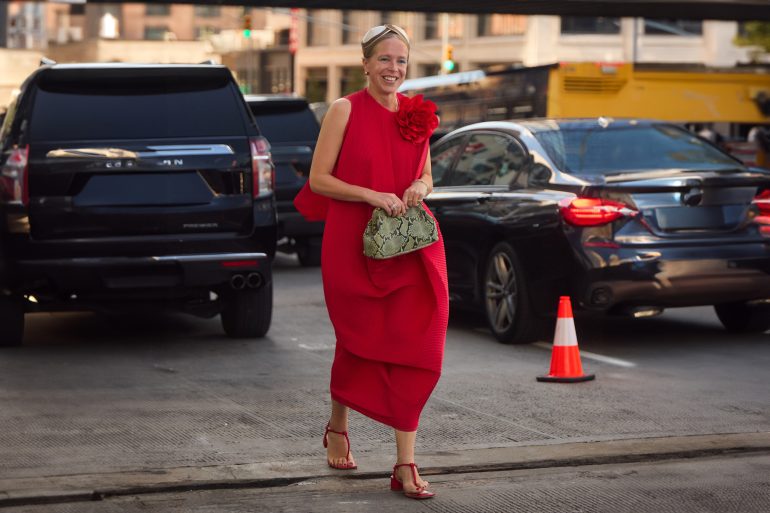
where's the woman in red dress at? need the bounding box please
[294,24,448,500]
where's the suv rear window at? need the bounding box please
[250,103,319,143]
[30,71,247,141]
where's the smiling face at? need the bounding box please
[362,37,409,96]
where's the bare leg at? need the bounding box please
[326,399,355,467]
[395,429,429,491]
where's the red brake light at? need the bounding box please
[221,260,259,268]
[753,189,770,216]
[0,145,29,206]
[559,197,637,227]
[250,136,274,198]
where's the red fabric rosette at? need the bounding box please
[396,94,439,144]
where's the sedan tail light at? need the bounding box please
[752,189,770,216]
[250,136,274,199]
[559,197,637,227]
[0,145,30,206]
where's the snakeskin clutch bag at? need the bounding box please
[363,205,439,259]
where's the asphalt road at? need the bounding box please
[1,253,769,510]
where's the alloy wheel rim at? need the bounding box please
[485,251,517,333]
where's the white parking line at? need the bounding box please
[533,341,637,368]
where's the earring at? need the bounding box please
[364,71,369,75]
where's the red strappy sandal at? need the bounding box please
[390,463,435,500]
[323,424,357,470]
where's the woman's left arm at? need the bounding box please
[402,148,433,208]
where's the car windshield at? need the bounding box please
[532,124,740,175]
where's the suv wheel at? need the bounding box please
[0,295,25,346]
[295,236,322,267]
[714,301,770,333]
[483,242,543,344]
[221,282,273,338]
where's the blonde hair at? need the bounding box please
[361,24,410,58]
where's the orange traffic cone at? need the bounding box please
[537,296,595,383]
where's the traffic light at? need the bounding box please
[242,13,252,38]
[442,44,456,73]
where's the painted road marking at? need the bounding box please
[534,341,637,368]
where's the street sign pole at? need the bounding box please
[440,13,449,75]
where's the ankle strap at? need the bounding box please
[325,424,348,436]
[393,463,420,488]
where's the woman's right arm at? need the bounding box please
[309,99,405,216]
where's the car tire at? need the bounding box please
[0,295,24,347]
[221,281,273,338]
[296,236,322,267]
[482,242,543,344]
[714,301,770,334]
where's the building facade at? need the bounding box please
[294,11,754,103]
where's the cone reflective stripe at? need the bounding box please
[537,296,595,383]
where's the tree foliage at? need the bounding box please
[735,22,770,53]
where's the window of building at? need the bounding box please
[419,63,441,77]
[194,26,219,39]
[305,67,328,103]
[145,4,171,16]
[144,26,168,40]
[560,16,620,34]
[194,5,221,18]
[340,66,367,97]
[69,4,85,16]
[306,10,329,46]
[424,13,438,40]
[477,15,527,36]
[341,10,354,44]
[276,28,290,46]
[643,19,703,36]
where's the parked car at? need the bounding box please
[0,63,277,346]
[245,95,323,266]
[427,118,770,344]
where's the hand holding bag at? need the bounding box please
[363,205,438,259]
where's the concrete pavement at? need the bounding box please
[2,433,769,508]
[2,256,770,509]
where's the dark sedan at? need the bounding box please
[426,118,770,344]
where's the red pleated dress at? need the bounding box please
[294,89,449,431]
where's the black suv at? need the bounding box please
[245,95,323,266]
[0,63,277,346]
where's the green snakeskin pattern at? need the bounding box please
[363,206,439,259]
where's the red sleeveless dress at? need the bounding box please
[294,89,448,431]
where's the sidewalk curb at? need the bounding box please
[2,432,769,508]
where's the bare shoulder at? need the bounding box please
[327,98,352,119]
[321,98,352,132]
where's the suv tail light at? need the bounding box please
[250,136,274,198]
[0,145,29,206]
[559,197,637,227]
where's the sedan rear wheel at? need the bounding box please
[714,301,770,334]
[483,242,541,344]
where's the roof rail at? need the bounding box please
[40,57,57,66]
